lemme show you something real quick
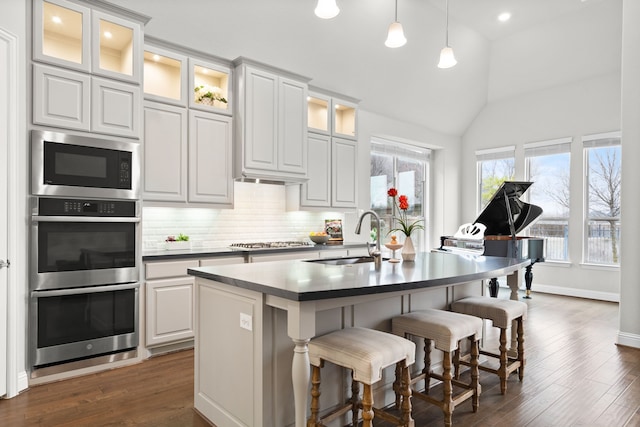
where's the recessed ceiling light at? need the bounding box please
[52,16,62,24]
[103,31,113,39]
[498,12,511,22]
[152,54,160,61]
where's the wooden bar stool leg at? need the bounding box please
[424,338,432,393]
[362,383,374,427]
[470,337,480,413]
[517,318,525,381]
[442,351,453,427]
[351,374,360,427]
[400,364,414,426]
[393,362,402,409]
[499,327,508,395]
[308,365,321,427]
[453,341,461,380]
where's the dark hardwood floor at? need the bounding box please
[1,292,639,426]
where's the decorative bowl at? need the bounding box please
[309,234,330,245]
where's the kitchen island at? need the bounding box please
[188,252,529,427]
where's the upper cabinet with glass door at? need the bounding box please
[189,58,232,115]
[143,45,188,105]
[307,88,358,139]
[33,0,91,72]
[33,0,143,83]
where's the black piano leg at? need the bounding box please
[489,278,499,298]
[524,265,533,299]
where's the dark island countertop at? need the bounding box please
[187,252,530,302]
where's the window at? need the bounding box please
[524,138,572,261]
[476,147,515,211]
[584,132,621,265]
[370,139,429,251]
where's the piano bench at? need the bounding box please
[451,296,527,395]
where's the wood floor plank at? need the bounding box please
[0,292,638,427]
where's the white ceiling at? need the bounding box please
[104,0,619,137]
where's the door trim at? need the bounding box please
[1,26,23,398]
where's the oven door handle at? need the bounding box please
[31,216,140,223]
[31,282,140,298]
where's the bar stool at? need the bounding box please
[451,296,527,395]
[392,309,482,427]
[307,327,416,427]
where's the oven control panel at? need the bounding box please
[36,197,137,217]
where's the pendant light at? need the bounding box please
[385,0,407,48]
[314,0,340,19]
[438,0,457,68]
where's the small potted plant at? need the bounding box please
[165,233,190,250]
[194,85,228,107]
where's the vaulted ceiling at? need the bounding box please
[105,0,619,136]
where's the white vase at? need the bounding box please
[402,236,415,261]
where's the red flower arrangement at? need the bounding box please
[387,187,424,237]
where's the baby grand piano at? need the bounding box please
[439,181,545,299]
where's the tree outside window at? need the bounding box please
[585,134,621,265]
[476,148,515,211]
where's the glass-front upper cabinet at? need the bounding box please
[33,0,91,72]
[143,46,187,105]
[307,93,330,134]
[92,11,142,83]
[189,58,232,114]
[33,0,142,83]
[332,99,357,139]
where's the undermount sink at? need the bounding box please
[306,256,387,265]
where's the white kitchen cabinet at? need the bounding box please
[142,103,233,206]
[249,252,313,263]
[301,89,359,209]
[145,256,245,349]
[145,259,198,347]
[142,101,187,202]
[143,44,188,105]
[234,59,309,181]
[301,133,331,206]
[91,76,140,137]
[33,0,143,83]
[33,63,91,131]
[33,64,140,137]
[188,110,233,205]
[332,137,358,207]
[189,57,232,115]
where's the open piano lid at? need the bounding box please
[474,181,543,236]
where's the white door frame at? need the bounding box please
[1,26,20,398]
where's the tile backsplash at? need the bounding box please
[142,182,354,249]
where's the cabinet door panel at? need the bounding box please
[143,102,187,201]
[188,111,233,205]
[146,277,195,346]
[92,77,140,137]
[301,133,330,206]
[332,137,357,207]
[91,10,142,83]
[244,68,277,170]
[278,77,307,174]
[33,64,91,130]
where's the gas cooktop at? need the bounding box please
[229,241,314,250]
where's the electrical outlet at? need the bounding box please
[240,312,252,331]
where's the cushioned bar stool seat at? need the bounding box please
[451,296,527,395]
[307,327,416,427]
[392,309,483,427]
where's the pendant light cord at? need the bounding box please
[445,0,450,47]
[394,0,399,22]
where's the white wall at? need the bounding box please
[462,1,623,301]
[618,0,640,348]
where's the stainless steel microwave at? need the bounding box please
[31,130,140,200]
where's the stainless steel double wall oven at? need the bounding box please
[30,130,141,371]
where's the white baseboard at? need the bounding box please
[525,283,619,302]
[617,332,640,349]
[17,370,28,394]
